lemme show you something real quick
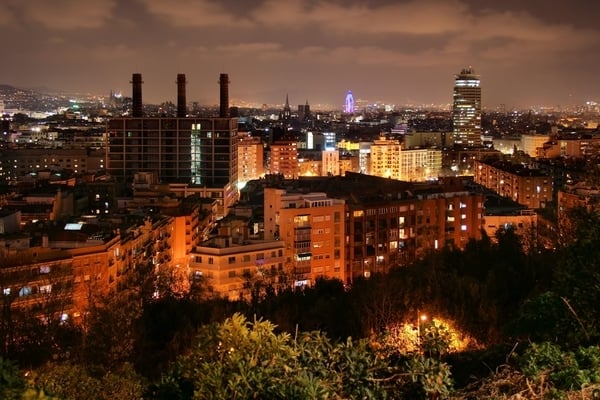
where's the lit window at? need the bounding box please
[40,284,52,294]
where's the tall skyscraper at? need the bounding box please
[452,67,481,147]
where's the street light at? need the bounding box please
[416,311,428,353]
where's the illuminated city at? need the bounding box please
[0,0,599,398]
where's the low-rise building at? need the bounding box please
[189,237,286,299]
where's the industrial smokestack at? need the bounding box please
[131,73,143,117]
[219,73,230,118]
[176,73,187,117]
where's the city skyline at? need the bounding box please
[1,0,599,109]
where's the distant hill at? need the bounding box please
[0,84,73,112]
[0,84,37,96]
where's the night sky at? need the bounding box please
[1,0,598,109]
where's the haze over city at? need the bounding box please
[1,0,599,109]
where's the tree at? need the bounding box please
[152,313,391,399]
[81,290,142,372]
[554,208,600,344]
[0,357,26,400]
[32,362,145,400]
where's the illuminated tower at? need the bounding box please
[452,67,481,147]
[344,90,354,113]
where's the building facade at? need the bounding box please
[189,238,286,299]
[474,159,552,209]
[345,180,484,279]
[264,188,346,285]
[107,117,237,188]
[322,150,340,176]
[269,141,299,179]
[237,133,264,190]
[369,137,442,181]
[0,148,105,182]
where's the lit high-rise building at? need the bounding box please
[452,67,482,147]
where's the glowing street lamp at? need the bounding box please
[416,311,428,353]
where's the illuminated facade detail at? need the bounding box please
[370,137,402,179]
[452,67,482,147]
[344,90,354,113]
[191,123,202,184]
[323,132,336,151]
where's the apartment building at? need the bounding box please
[344,177,484,278]
[189,237,286,299]
[369,137,442,181]
[0,148,105,182]
[269,141,299,179]
[473,159,552,209]
[237,132,264,189]
[537,135,600,159]
[0,214,176,323]
[253,174,484,282]
[264,188,346,285]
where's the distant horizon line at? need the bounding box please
[0,82,596,114]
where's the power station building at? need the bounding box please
[106,73,238,217]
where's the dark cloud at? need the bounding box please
[0,0,598,109]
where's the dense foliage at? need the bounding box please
[2,208,600,398]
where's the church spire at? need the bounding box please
[283,93,291,119]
